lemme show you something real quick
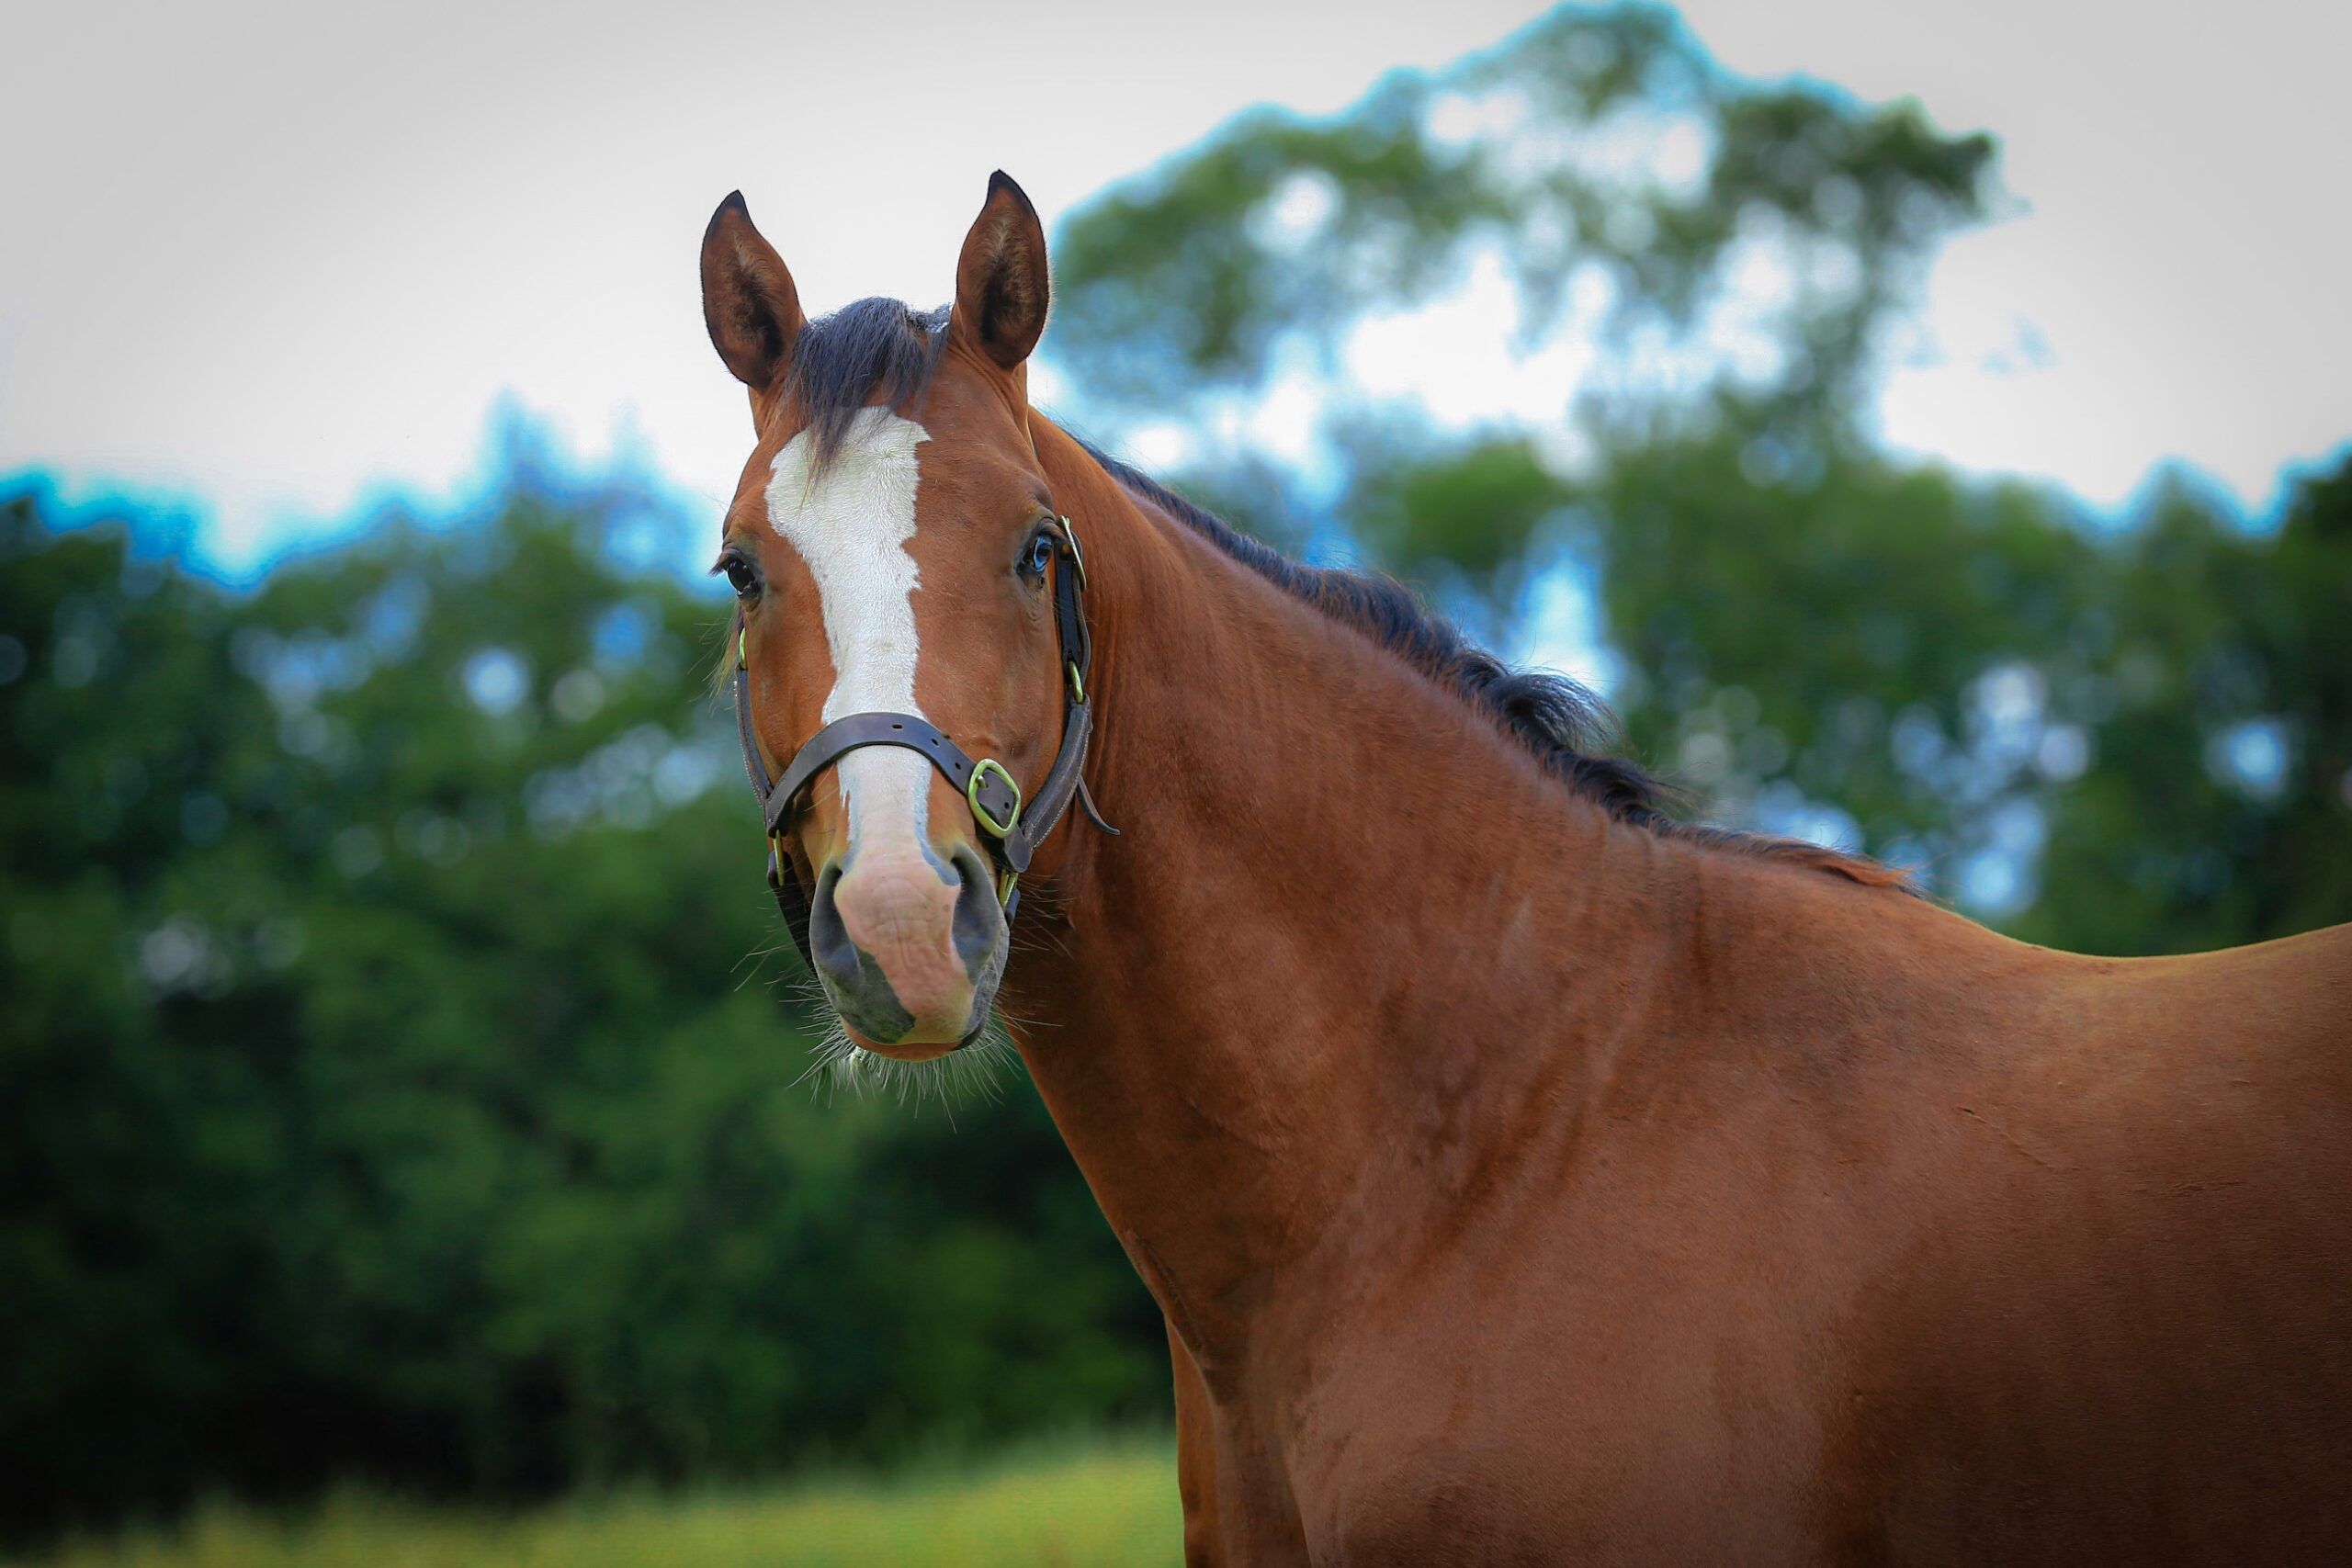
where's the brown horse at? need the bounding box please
[696,174,2352,1564]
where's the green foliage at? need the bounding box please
[1352,437,1565,580]
[1570,434,2350,935]
[2018,468,2352,952]
[0,486,1166,1540]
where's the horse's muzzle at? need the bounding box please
[807,839,1004,1055]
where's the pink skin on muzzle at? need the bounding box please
[830,840,977,1042]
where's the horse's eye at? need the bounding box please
[1019,531,1056,582]
[722,555,759,597]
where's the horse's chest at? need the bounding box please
[1263,1290,1826,1565]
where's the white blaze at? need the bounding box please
[765,409,933,862]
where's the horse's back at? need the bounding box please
[2089,918,2352,1052]
[1816,919,2352,1564]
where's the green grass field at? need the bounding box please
[12,1436,1182,1568]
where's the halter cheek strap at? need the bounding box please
[733,518,1115,971]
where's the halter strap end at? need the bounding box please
[1077,774,1119,837]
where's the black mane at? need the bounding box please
[1077,449,1900,885]
[1078,443,1677,825]
[768,294,1896,886]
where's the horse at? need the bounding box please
[695,173,2352,1565]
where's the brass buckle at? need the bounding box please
[1066,660,1086,704]
[996,869,1019,908]
[1058,516,1088,592]
[967,758,1022,839]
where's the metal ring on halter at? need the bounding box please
[967,759,1023,839]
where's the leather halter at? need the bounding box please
[731,517,1115,971]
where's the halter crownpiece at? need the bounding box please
[731,516,1116,971]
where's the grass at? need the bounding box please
[12,1434,1182,1568]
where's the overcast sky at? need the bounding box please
[3,0,2346,578]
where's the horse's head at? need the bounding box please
[700,174,1071,1058]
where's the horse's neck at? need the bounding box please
[999,425,1716,1365]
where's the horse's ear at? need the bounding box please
[950,171,1050,371]
[700,191,804,393]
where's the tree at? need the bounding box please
[1041,1,2348,943]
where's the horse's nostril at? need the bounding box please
[806,862,860,987]
[805,860,917,1043]
[947,843,1001,978]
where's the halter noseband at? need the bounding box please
[732,517,1115,971]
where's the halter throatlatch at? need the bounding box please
[732,517,1114,971]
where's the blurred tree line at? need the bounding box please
[0,479,1165,1540]
[3,0,2345,1544]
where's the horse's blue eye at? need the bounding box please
[1023,533,1055,579]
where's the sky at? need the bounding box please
[3,0,2347,580]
